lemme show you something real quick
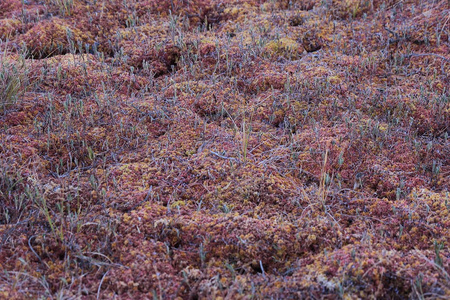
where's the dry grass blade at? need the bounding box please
[0,66,22,111]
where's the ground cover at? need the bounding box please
[0,0,449,298]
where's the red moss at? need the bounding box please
[0,0,449,298]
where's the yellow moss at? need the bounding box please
[170,200,186,208]
[327,75,342,85]
[224,6,244,16]
[123,213,131,223]
[307,234,317,242]
[378,123,388,131]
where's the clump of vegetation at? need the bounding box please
[0,52,27,112]
[22,18,93,58]
[47,0,74,16]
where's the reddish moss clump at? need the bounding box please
[22,18,94,58]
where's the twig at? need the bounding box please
[259,260,266,279]
[210,150,239,162]
[404,53,450,63]
[28,235,43,264]
[97,269,109,300]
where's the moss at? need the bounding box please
[0,0,449,298]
